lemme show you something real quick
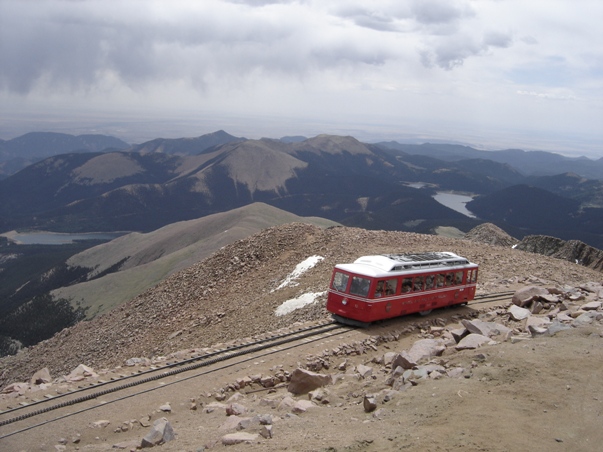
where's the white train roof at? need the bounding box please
[335,252,476,277]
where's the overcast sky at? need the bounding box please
[1,0,602,157]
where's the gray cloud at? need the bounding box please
[421,30,513,70]
[410,0,473,25]
[0,1,402,95]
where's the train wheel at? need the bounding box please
[418,309,432,316]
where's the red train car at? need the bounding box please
[327,252,478,326]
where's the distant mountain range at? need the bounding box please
[1,130,602,248]
[377,142,603,180]
[0,132,130,178]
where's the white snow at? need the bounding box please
[275,291,326,316]
[273,255,324,291]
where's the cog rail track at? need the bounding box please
[0,321,350,437]
[0,291,515,438]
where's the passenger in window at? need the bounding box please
[425,275,434,289]
[414,277,424,291]
[385,281,395,295]
[375,281,385,298]
[436,274,445,287]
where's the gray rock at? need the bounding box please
[407,339,446,363]
[141,418,175,448]
[220,415,249,431]
[455,333,492,350]
[288,368,331,395]
[308,388,330,404]
[65,364,98,382]
[125,357,152,367]
[462,320,512,339]
[221,432,258,445]
[512,286,549,307]
[509,305,531,321]
[528,325,548,337]
[112,440,140,450]
[226,403,247,416]
[363,395,377,413]
[547,320,573,336]
[391,351,417,370]
[30,367,52,386]
[356,364,373,379]
[581,301,602,311]
[158,402,171,413]
[292,400,314,413]
[524,316,551,333]
[382,352,396,366]
[89,420,110,429]
[573,312,596,327]
[260,424,273,439]
[450,327,469,344]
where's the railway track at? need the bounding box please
[0,291,515,440]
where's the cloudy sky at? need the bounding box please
[1,0,602,157]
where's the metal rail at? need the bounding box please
[0,321,348,433]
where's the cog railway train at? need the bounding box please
[326,252,478,327]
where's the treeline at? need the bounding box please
[0,242,95,316]
[0,294,87,357]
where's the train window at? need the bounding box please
[332,271,349,292]
[446,273,454,286]
[455,271,463,285]
[375,278,398,296]
[413,276,425,291]
[425,275,434,290]
[436,274,445,287]
[350,276,370,297]
[402,278,412,293]
[470,269,478,283]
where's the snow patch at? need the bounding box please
[275,292,326,316]
[273,255,324,291]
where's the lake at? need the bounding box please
[432,192,477,218]
[1,231,126,245]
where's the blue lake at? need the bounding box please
[3,231,126,245]
[432,192,477,218]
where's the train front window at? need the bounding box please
[350,276,370,297]
[332,271,349,292]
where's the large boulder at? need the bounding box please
[512,286,549,307]
[141,417,175,448]
[461,319,512,340]
[30,367,52,386]
[287,368,331,395]
[407,339,446,363]
[455,334,493,350]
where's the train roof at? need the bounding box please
[335,252,476,277]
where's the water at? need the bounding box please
[432,192,476,218]
[3,231,126,245]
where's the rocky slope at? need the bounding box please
[516,235,603,272]
[463,222,518,247]
[1,223,601,389]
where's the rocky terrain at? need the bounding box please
[1,223,603,451]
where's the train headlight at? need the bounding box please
[342,298,348,305]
